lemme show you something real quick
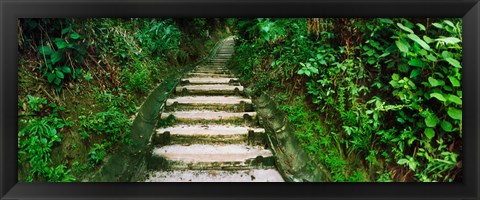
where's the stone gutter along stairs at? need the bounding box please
[145,37,284,182]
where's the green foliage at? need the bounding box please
[26,95,47,112]
[88,143,109,167]
[30,20,87,91]
[18,98,75,182]
[19,18,228,182]
[79,107,132,144]
[230,18,462,182]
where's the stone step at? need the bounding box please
[197,64,226,68]
[150,144,275,170]
[186,73,235,78]
[181,77,239,85]
[216,54,233,57]
[165,96,253,112]
[145,169,284,182]
[160,110,257,124]
[193,68,230,74]
[195,65,228,70]
[208,60,229,63]
[175,84,244,95]
[153,124,265,145]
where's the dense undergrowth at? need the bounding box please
[18,18,228,182]
[228,18,462,182]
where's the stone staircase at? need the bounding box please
[145,37,284,182]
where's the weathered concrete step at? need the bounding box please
[208,60,229,63]
[186,73,235,78]
[153,124,265,145]
[151,144,275,170]
[215,54,233,56]
[215,55,233,57]
[195,65,228,70]
[196,65,226,69]
[160,110,257,124]
[145,169,284,182]
[193,68,230,74]
[165,96,253,112]
[209,58,230,61]
[211,58,230,60]
[181,77,239,85]
[175,84,244,95]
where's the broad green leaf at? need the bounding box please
[56,70,64,79]
[443,85,453,92]
[38,46,53,56]
[428,77,445,87]
[305,70,311,77]
[408,59,424,67]
[447,95,462,105]
[395,40,409,53]
[55,39,68,49]
[432,23,443,29]
[430,93,446,102]
[407,80,416,89]
[448,76,460,87]
[389,80,399,88]
[447,107,462,120]
[397,23,414,34]
[408,160,417,171]
[435,37,461,44]
[423,35,434,43]
[444,20,455,28]
[50,52,62,64]
[61,66,72,74]
[445,57,462,68]
[418,49,428,56]
[441,51,453,59]
[54,77,61,85]
[47,73,55,83]
[416,23,426,31]
[426,54,437,62]
[61,27,72,35]
[407,34,431,50]
[70,32,81,39]
[410,69,421,78]
[379,18,394,24]
[424,128,435,139]
[392,73,400,81]
[440,121,453,132]
[397,158,409,165]
[425,114,440,127]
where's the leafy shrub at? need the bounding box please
[230,18,462,182]
[88,143,109,167]
[79,107,132,144]
[18,98,75,182]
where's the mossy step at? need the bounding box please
[215,55,233,57]
[153,124,266,145]
[145,169,284,182]
[175,84,244,95]
[193,68,231,74]
[195,66,228,70]
[186,73,235,78]
[165,96,253,112]
[160,110,257,124]
[180,77,239,85]
[151,144,275,170]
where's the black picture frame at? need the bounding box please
[1,0,479,199]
